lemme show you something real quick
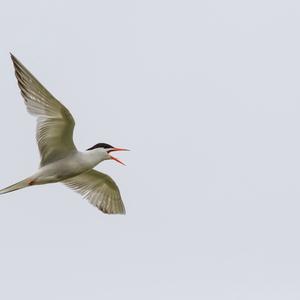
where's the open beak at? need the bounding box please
[108,148,129,166]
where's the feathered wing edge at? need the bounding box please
[10,53,77,167]
[62,170,126,215]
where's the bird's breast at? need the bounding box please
[33,151,105,183]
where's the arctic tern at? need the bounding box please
[0,54,128,214]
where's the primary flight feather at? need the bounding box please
[0,54,128,215]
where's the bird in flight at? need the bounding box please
[0,54,128,214]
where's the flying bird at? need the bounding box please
[0,54,128,214]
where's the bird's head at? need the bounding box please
[86,143,129,165]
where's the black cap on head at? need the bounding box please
[87,143,113,151]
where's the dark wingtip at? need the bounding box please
[10,53,19,66]
[10,52,15,60]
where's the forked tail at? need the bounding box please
[0,178,31,195]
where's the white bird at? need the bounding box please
[0,54,129,214]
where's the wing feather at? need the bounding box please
[10,54,76,166]
[62,170,126,214]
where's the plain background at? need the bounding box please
[0,0,300,299]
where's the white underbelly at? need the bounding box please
[31,152,101,184]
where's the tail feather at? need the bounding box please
[0,178,31,195]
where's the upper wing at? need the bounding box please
[10,54,76,166]
[62,169,126,214]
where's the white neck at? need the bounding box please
[81,149,109,168]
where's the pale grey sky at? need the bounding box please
[0,0,300,299]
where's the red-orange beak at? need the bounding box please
[108,148,129,166]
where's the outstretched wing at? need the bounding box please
[11,54,76,166]
[62,169,126,214]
